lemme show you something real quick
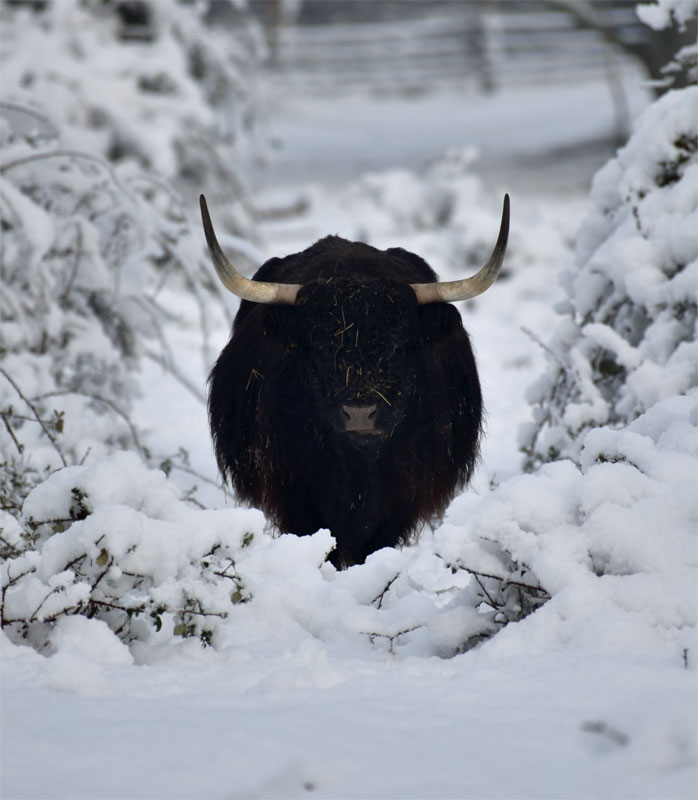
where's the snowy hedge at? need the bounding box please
[0,0,262,226]
[521,83,697,468]
[0,0,262,519]
[1,452,263,651]
[0,96,217,516]
[1,448,548,656]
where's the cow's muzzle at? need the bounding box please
[341,404,381,435]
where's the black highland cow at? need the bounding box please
[202,194,509,568]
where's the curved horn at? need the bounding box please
[411,194,510,305]
[200,194,301,305]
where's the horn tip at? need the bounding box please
[500,194,510,237]
[199,194,217,254]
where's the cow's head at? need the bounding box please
[200,194,508,445]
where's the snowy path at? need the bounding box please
[4,642,691,799]
[252,75,650,194]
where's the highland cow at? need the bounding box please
[201,194,509,568]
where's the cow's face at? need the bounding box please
[269,278,421,443]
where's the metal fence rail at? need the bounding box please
[264,4,645,93]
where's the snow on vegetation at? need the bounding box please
[0,0,262,215]
[0,0,260,515]
[2,2,697,799]
[522,83,698,468]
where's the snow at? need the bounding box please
[2,5,697,799]
[522,83,698,468]
[253,79,650,195]
[3,635,694,799]
[637,0,698,30]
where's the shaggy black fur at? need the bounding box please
[208,236,482,568]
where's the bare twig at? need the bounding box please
[456,564,546,595]
[71,178,114,217]
[1,149,111,177]
[364,625,422,655]
[182,494,206,510]
[521,325,570,373]
[156,235,213,366]
[144,349,206,403]
[0,101,57,132]
[1,411,24,456]
[371,574,399,609]
[0,367,67,466]
[81,598,145,616]
[59,220,84,304]
[471,571,498,609]
[1,564,37,627]
[29,585,68,623]
[167,462,219,488]
[128,294,175,369]
[434,551,546,595]
[36,390,147,457]
[178,607,228,620]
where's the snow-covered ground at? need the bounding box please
[251,75,649,195]
[3,65,697,800]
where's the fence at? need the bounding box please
[263,3,645,94]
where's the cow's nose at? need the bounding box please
[341,404,378,433]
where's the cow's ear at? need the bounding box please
[384,247,438,283]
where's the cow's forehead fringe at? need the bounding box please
[253,235,439,287]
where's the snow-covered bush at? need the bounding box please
[1,448,546,657]
[1,452,266,651]
[0,97,212,520]
[0,1,263,522]
[521,81,697,468]
[638,0,698,88]
[441,387,697,666]
[0,0,262,231]
[495,4,698,672]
